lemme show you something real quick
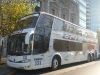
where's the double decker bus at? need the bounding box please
[7,12,99,70]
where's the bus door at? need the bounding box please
[32,34,51,69]
[33,53,44,69]
[32,34,44,69]
[32,51,51,69]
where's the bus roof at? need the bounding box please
[40,12,97,34]
[20,12,97,34]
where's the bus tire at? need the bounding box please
[87,54,91,62]
[51,56,60,70]
[91,54,94,61]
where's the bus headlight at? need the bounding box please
[21,59,31,63]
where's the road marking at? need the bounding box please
[7,70,17,75]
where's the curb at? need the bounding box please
[7,70,17,75]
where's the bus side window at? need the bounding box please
[69,41,76,51]
[62,40,69,51]
[54,39,62,51]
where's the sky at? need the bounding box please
[91,0,100,32]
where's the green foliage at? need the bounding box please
[1,0,36,36]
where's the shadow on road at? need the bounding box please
[15,59,100,75]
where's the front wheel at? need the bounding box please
[51,57,59,70]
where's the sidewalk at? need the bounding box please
[0,58,16,75]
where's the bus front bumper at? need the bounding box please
[7,61,32,70]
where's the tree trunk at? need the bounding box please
[0,0,2,64]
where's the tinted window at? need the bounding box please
[76,42,82,51]
[35,27,44,35]
[36,14,54,28]
[44,28,51,51]
[54,39,70,51]
[54,39,62,51]
[69,41,76,51]
[62,41,69,51]
[16,16,38,30]
[33,14,54,54]
[54,39,82,51]
[8,33,31,55]
[33,34,44,54]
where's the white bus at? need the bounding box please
[7,12,99,70]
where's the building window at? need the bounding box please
[51,9,55,15]
[71,18,74,23]
[63,14,65,20]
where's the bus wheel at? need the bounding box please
[51,56,59,70]
[91,54,94,61]
[87,54,91,62]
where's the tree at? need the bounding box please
[1,0,36,36]
[0,0,36,64]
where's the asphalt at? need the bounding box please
[0,58,16,75]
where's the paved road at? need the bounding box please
[0,58,16,75]
[59,61,100,75]
[15,59,100,75]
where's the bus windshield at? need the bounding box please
[16,14,39,30]
[8,33,31,56]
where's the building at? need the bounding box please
[1,0,80,26]
[34,0,87,28]
[34,0,79,25]
[78,0,86,28]
[0,0,87,32]
[86,0,91,30]
[91,0,100,32]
